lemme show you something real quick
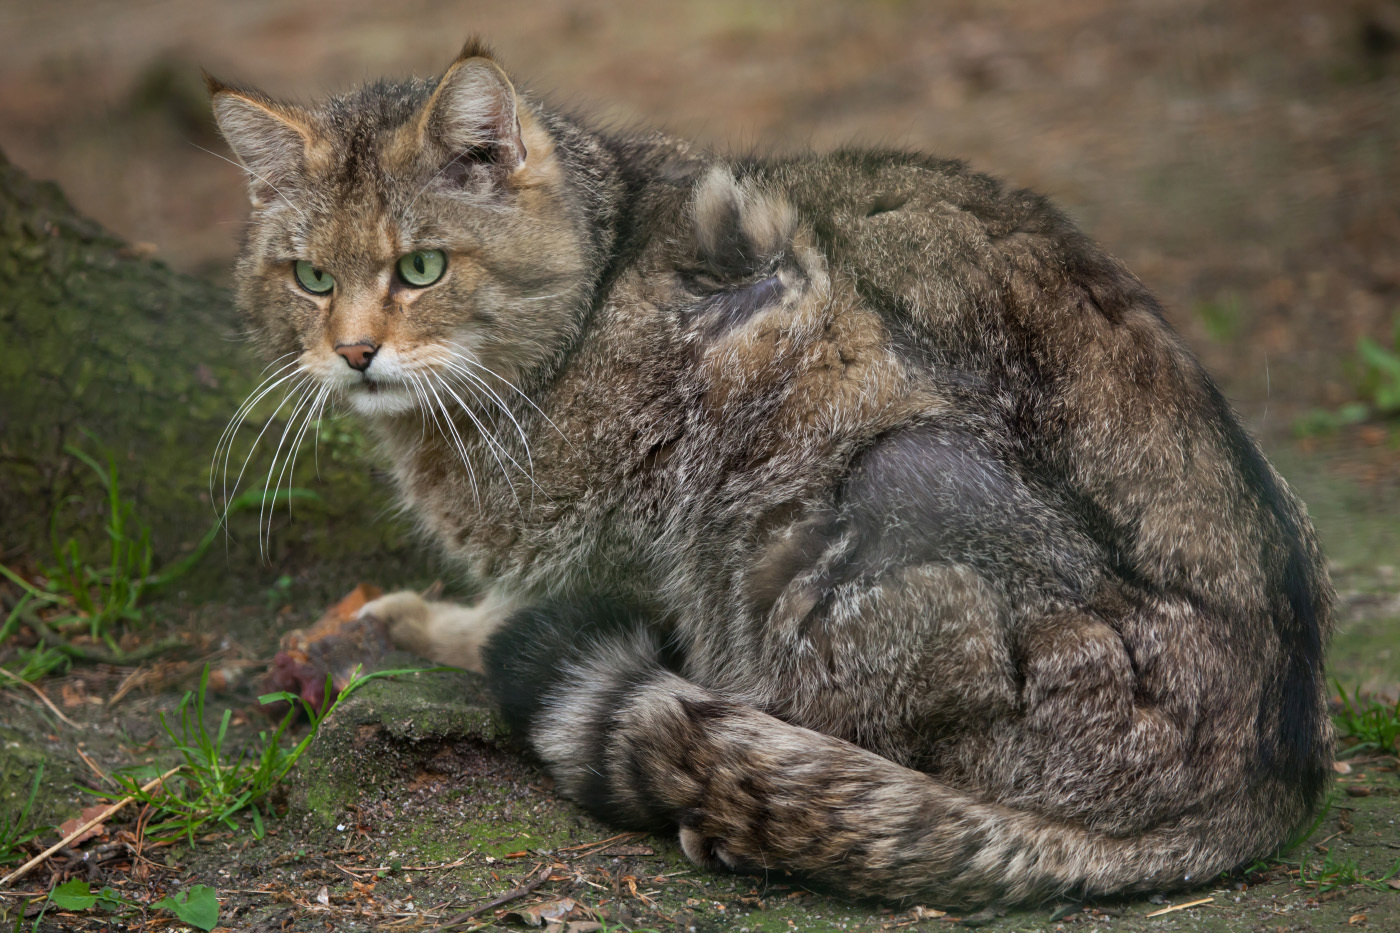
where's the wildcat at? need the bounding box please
[208,39,1332,907]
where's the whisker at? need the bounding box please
[437,357,533,467]
[410,375,434,444]
[438,367,541,484]
[189,141,307,220]
[405,151,468,216]
[514,290,570,302]
[442,340,574,450]
[213,363,308,523]
[430,372,530,505]
[271,383,330,547]
[211,354,300,483]
[409,372,479,503]
[256,378,320,557]
[211,361,295,510]
[438,350,537,458]
[424,374,513,506]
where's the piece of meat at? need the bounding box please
[262,583,391,718]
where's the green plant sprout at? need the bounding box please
[1297,850,1400,894]
[88,663,448,844]
[0,765,44,868]
[1355,315,1400,417]
[45,879,219,931]
[1333,680,1400,758]
[1294,313,1400,436]
[0,436,315,676]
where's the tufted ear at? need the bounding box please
[691,165,796,280]
[417,39,526,176]
[206,74,315,208]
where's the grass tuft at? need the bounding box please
[1298,849,1400,894]
[87,663,446,844]
[0,435,314,679]
[1334,680,1400,758]
[0,764,45,868]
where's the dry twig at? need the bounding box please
[75,746,113,787]
[1145,896,1215,917]
[430,864,552,931]
[0,766,180,887]
[0,667,80,729]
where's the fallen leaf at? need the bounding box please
[57,805,111,846]
[316,885,330,906]
[1332,760,1353,775]
[1358,425,1386,447]
[504,897,578,927]
[328,583,384,623]
[1349,912,1367,925]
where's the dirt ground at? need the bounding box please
[1,1,1399,931]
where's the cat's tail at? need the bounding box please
[483,601,1285,907]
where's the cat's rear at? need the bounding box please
[483,155,1333,906]
[210,41,1333,908]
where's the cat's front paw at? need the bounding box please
[359,590,434,657]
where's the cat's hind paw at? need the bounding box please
[679,826,752,875]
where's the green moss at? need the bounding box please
[288,660,506,830]
[0,726,83,831]
[0,147,410,599]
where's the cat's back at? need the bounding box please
[763,144,1330,674]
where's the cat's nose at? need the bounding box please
[335,342,378,372]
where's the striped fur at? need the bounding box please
[214,40,1334,908]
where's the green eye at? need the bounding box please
[294,260,335,295]
[397,249,446,287]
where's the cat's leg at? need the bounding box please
[361,588,519,673]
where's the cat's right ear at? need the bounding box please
[417,41,527,177]
[206,74,316,209]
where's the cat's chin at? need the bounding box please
[342,382,417,417]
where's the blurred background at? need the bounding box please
[1,0,1398,681]
[4,0,1399,425]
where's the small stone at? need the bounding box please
[958,908,999,927]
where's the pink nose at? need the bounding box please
[335,343,377,372]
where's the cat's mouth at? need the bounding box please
[341,374,417,416]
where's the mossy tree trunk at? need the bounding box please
[0,148,396,581]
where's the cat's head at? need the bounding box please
[209,40,594,418]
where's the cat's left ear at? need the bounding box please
[418,39,527,172]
